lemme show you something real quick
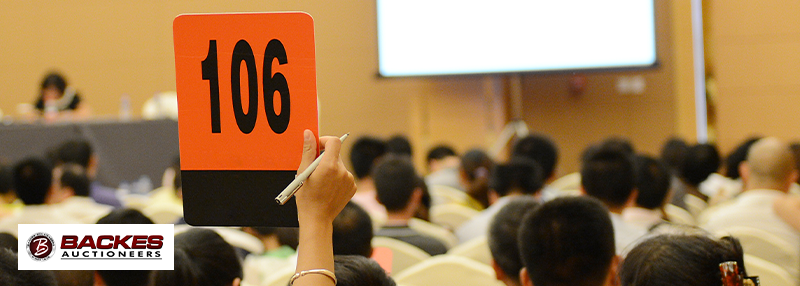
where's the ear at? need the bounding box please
[580,185,588,196]
[488,190,500,205]
[606,255,621,286]
[626,189,639,208]
[519,267,534,286]
[491,259,506,281]
[410,188,423,206]
[93,271,106,286]
[739,162,750,186]
[87,154,99,179]
[231,277,241,286]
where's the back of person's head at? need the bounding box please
[518,196,615,286]
[599,137,635,156]
[41,72,68,93]
[511,135,558,180]
[334,255,396,286]
[744,137,796,187]
[619,235,746,286]
[426,145,457,165]
[680,143,721,187]
[0,248,58,286]
[13,157,53,205]
[373,156,418,212]
[350,136,386,179]
[634,155,671,210]
[724,137,761,179]
[490,157,544,197]
[0,164,12,197]
[333,202,374,257]
[460,149,495,207]
[791,142,800,184]
[580,148,635,209]
[386,135,413,158]
[414,176,431,221]
[488,197,540,286]
[659,137,689,175]
[55,140,93,168]
[97,208,154,224]
[96,208,153,286]
[57,163,90,197]
[151,229,241,286]
[0,232,18,252]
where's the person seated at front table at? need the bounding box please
[33,72,90,120]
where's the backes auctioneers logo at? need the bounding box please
[26,232,56,261]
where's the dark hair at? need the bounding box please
[634,155,671,210]
[0,248,58,286]
[97,208,154,224]
[374,156,418,212]
[426,145,457,164]
[414,175,431,221]
[151,229,241,286]
[350,137,386,179]
[55,140,93,168]
[680,144,720,186]
[0,164,12,196]
[660,137,689,175]
[460,149,494,208]
[52,270,93,286]
[96,208,153,286]
[511,134,559,180]
[334,255,396,286]
[0,232,18,252]
[333,202,374,257]
[58,163,90,197]
[386,135,413,157]
[791,143,800,184]
[619,235,746,286]
[581,149,635,208]
[488,197,540,284]
[41,72,68,94]
[13,157,53,205]
[490,157,544,197]
[519,197,614,286]
[599,137,635,156]
[724,137,761,179]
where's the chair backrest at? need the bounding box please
[408,218,459,249]
[372,236,431,275]
[429,185,483,210]
[715,226,800,280]
[549,172,581,193]
[683,194,708,218]
[142,204,184,224]
[393,255,505,286]
[743,254,795,286]
[664,204,695,226]
[447,236,491,265]
[261,265,296,286]
[430,203,480,231]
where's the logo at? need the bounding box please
[26,232,55,261]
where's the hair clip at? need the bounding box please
[719,261,760,286]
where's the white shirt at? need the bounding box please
[0,205,81,237]
[622,207,664,231]
[609,212,647,255]
[702,189,800,281]
[456,196,514,243]
[53,196,113,223]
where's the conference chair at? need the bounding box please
[393,255,505,286]
[408,218,459,249]
[715,226,799,280]
[372,236,431,276]
[743,254,794,286]
[430,203,480,231]
[664,204,695,226]
[446,236,491,265]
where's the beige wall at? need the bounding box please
[707,0,800,153]
[1,1,699,175]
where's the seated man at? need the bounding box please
[488,197,540,286]
[511,135,560,201]
[518,197,618,286]
[622,155,671,230]
[374,156,447,256]
[48,163,112,223]
[581,148,647,254]
[702,137,800,281]
[425,145,462,191]
[457,157,544,243]
[0,157,79,237]
[349,136,388,225]
[54,139,121,207]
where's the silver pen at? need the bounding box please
[275,133,349,205]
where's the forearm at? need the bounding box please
[294,217,335,286]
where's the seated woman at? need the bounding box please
[619,234,754,286]
[34,72,90,120]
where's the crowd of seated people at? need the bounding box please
[2,129,800,286]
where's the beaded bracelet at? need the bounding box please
[289,269,337,285]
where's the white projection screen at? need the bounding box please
[377,0,658,77]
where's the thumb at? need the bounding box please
[297,129,317,174]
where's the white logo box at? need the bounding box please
[18,224,174,270]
